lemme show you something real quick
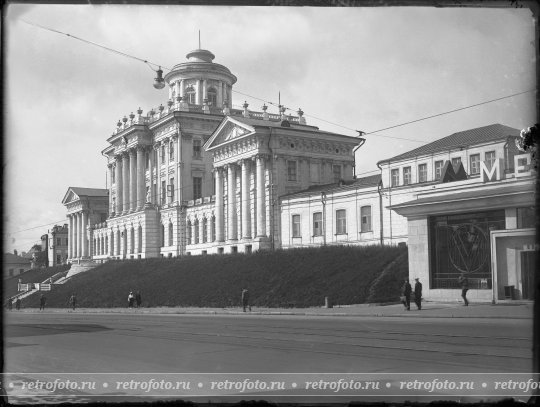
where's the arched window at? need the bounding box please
[185,85,196,104]
[202,218,208,243]
[187,221,192,245]
[168,221,173,246]
[194,220,199,244]
[207,87,217,106]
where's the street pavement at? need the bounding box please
[4,302,535,404]
[9,300,534,319]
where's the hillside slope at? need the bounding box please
[23,245,408,308]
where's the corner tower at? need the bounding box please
[164,49,237,109]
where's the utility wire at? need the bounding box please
[22,19,536,144]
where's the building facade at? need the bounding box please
[91,48,361,259]
[4,252,32,279]
[40,224,69,267]
[62,187,109,263]
[281,124,536,302]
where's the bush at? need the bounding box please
[22,245,408,308]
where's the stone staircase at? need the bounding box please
[66,259,99,278]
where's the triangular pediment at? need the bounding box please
[61,188,81,205]
[204,117,255,150]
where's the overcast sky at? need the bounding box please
[4,4,537,254]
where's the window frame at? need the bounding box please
[403,166,412,185]
[336,209,347,235]
[332,164,342,183]
[485,151,496,170]
[193,176,202,200]
[434,160,444,180]
[418,163,427,183]
[313,212,323,237]
[292,214,301,238]
[391,169,400,187]
[287,160,298,182]
[470,153,481,175]
[360,205,372,233]
[193,139,202,159]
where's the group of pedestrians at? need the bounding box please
[401,278,422,310]
[6,298,22,311]
[128,291,142,308]
[401,272,470,310]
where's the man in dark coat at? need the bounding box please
[40,294,46,311]
[15,298,21,311]
[458,272,469,306]
[401,278,412,310]
[414,278,422,310]
[241,289,250,312]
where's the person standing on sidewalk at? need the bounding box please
[39,294,46,311]
[458,272,469,306]
[15,298,21,311]
[414,278,422,310]
[128,291,135,308]
[69,293,77,311]
[401,278,412,310]
[241,289,250,312]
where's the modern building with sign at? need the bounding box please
[281,123,536,302]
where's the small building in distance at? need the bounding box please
[41,224,69,267]
[4,251,32,279]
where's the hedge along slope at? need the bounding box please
[24,245,408,309]
[366,251,409,304]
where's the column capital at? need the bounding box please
[128,147,137,157]
[136,144,147,153]
[153,143,160,151]
[224,163,237,171]
[171,133,179,141]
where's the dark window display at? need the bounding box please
[430,210,505,289]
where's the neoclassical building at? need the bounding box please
[89,48,362,260]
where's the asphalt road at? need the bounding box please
[4,312,534,404]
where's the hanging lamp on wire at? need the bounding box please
[153,66,165,89]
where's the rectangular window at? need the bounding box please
[313,212,323,236]
[336,209,347,235]
[360,206,372,232]
[418,164,427,183]
[168,178,175,202]
[451,157,462,171]
[193,177,202,200]
[65,238,69,246]
[292,215,301,238]
[391,169,399,187]
[403,167,411,185]
[57,238,62,246]
[485,151,496,170]
[287,160,297,182]
[333,165,342,183]
[161,180,166,205]
[193,139,202,159]
[434,160,444,180]
[169,142,175,161]
[56,254,61,263]
[470,154,481,175]
[161,145,166,164]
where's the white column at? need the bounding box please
[199,217,205,243]
[115,155,123,215]
[256,155,267,237]
[180,79,185,98]
[68,215,73,259]
[165,138,170,204]
[175,135,181,205]
[122,152,130,214]
[129,149,137,212]
[208,215,214,242]
[192,221,197,244]
[81,211,88,257]
[217,81,223,107]
[241,159,251,239]
[108,164,114,216]
[196,79,202,104]
[150,146,157,205]
[215,168,224,242]
[76,212,82,258]
[202,79,207,103]
[136,146,145,210]
[156,144,162,206]
[227,164,237,241]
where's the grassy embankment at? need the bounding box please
[20,245,408,309]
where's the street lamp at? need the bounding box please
[153,67,165,89]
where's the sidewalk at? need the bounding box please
[16,301,533,319]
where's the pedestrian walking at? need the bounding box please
[241,289,251,312]
[458,272,469,306]
[136,291,142,308]
[69,293,77,311]
[15,298,21,311]
[7,298,13,311]
[401,278,412,310]
[414,278,422,310]
[39,294,47,311]
[128,291,135,308]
